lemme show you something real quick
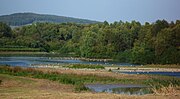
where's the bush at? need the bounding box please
[75,83,89,92]
[114,50,132,63]
[0,80,2,84]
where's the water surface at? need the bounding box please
[118,71,180,78]
[85,84,150,95]
[0,56,137,67]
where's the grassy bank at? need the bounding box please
[1,74,180,99]
[1,65,180,99]
[0,66,137,91]
[1,66,180,92]
[65,64,105,69]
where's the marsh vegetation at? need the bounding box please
[0,65,180,93]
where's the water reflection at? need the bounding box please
[106,87,151,95]
[85,84,150,95]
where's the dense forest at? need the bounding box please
[0,20,179,64]
[0,13,99,26]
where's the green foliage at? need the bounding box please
[0,22,12,37]
[66,64,105,69]
[131,41,155,64]
[74,83,90,92]
[80,31,98,57]
[0,47,40,52]
[155,24,180,64]
[151,20,169,36]
[0,19,179,64]
[114,50,132,63]
[0,79,2,84]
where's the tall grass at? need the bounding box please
[151,84,178,95]
[145,78,180,88]
[145,78,180,95]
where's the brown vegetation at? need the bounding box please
[1,74,180,99]
[37,68,151,80]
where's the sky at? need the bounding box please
[0,0,180,23]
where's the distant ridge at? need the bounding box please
[0,13,100,26]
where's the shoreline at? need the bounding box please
[106,67,180,72]
[31,64,180,72]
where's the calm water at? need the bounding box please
[85,84,151,95]
[118,71,180,78]
[0,56,137,67]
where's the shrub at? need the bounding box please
[75,83,89,92]
[0,80,2,85]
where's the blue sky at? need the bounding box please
[0,0,180,23]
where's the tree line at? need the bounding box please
[0,20,179,64]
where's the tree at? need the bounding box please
[0,22,12,38]
[131,23,155,64]
[155,24,180,64]
[151,20,169,36]
[80,31,97,57]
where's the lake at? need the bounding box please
[118,71,180,78]
[0,56,137,67]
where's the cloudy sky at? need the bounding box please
[0,0,180,23]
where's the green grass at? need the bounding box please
[65,64,105,69]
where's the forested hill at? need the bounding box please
[0,13,100,26]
